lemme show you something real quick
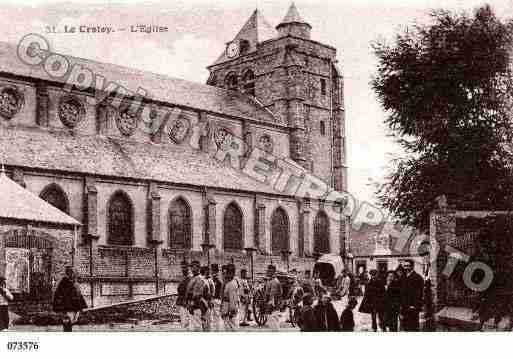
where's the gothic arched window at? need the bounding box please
[40,184,69,214]
[225,73,238,91]
[223,202,243,251]
[314,211,330,254]
[107,191,133,246]
[169,198,192,250]
[242,69,255,96]
[271,207,289,255]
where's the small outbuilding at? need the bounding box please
[0,168,81,313]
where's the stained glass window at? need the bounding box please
[271,207,289,255]
[224,203,243,251]
[40,184,69,214]
[108,191,133,246]
[169,198,191,249]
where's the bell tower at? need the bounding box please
[207,3,347,192]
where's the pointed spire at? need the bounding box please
[279,2,308,26]
[276,3,311,39]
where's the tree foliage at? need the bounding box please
[372,5,513,230]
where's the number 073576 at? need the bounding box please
[6,341,39,351]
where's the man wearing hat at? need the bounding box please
[0,275,13,331]
[264,264,283,330]
[209,264,223,330]
[239,269,251,326]
[176,261,191,330]
[220,263,240,330]
[185,260,209,331]
[53,266,87,332]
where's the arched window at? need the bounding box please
[271,207,289,255]
[40,183,69,214]
[107,191,133,246]
[225,73,238,91]
[314,211,330,254]
[242,69,255,96]
[223,202,243,251]
[169,198,192,250]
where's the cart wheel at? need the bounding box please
[252,290,268,326]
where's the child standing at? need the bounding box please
[0,276,14,331]
[340,297,358,331]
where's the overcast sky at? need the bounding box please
[1,0,511,206]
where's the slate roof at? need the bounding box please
[212,9,277,66]
[277,3,310,27]
[0,42,277,123]
[0,168,80,226]
[0,124,283,195]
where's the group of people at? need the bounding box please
[176,260,283,331]
[1,259,426,332]
[358,259,425,331]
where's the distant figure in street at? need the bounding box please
[239,269,251,326]
[340,297,358,331]
[313,293,340,331]
[0,276,14,331]
[301,270,314,295]
[185,261,209,331]
[210,264,223,330]
[313,270,327,300]
[297,293,316,332]
[400,259,424,331]
[358,269,384,331]
[334,269,351,307]
[53,266,87,332]
[264,265,283,330]
[220,264,240,331]
[202,266,215,331]
[176,263,191,330]
[382,271,401,331]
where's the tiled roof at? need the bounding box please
[0,124,283,195]
[0,42,277,123]
[0,169,80,226]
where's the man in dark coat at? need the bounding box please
[358,269,385,331]
[340,297,358,331]
[400,259,424,331]
[297,293,316,331]
[53,266,87,332]
[313,293,340,331]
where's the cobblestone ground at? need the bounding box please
[9,297,375,332]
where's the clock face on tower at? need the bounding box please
[226,41,239,59]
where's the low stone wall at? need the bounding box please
[14,294,178,326]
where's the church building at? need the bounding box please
[0,3,348,308]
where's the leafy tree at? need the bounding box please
[372,5,513,231]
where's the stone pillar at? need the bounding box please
[199,112,211,153]
[85,177,98,239]
[429,206,456,312]
[36,82,49,127]
[203,189,217,250]
[254,196,266,253]
[242,121,252,157]
[298,199,311,257]
[147,182,161,245]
